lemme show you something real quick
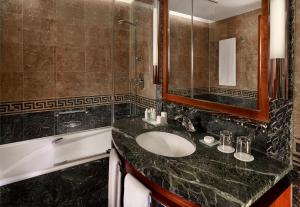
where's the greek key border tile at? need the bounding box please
[210,87,258,99]
[134,95,159,109]
[293,137,300,167]
[293,154,300,168]
[0,94,158,115]
[168,87,257,99]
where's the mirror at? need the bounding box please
[162,0,269,122]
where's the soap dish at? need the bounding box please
[199,137,220,147]
[142,118,167,127]
[234,152,254,162]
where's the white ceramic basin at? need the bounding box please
[136,132,196,157]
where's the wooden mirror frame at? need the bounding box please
[162,0,270,122]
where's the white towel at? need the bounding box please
[124,174,151,207]
[218,38,237,86]
[108,149,121,207]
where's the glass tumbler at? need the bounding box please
[218,130,234,153]
[236,136,251,154]
[234,136,254,162]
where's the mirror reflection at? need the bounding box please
[168,0,261,109]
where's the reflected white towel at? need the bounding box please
[219,38,236,86]
[108,149,121,207]
[124,174,151,207]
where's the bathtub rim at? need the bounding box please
[0,126,112,187]
[0,153,109,187]
[0,126,112,148]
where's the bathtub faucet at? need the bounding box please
[52,138,63,144]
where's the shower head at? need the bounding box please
[208,0,218,3]
[118,19,137,27]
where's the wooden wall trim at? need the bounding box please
[161,0,270,123]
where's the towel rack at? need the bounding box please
[55,109,88,117]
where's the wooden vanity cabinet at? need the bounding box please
[122,159,292,207]
[252,178,292,207]
[269,185,292,207]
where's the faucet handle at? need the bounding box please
[184,118,196,132]
[174,114,183,120]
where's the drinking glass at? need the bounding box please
[234,136,254,162]
[217,130,235,153]
[236,136,252,155]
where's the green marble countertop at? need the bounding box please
[112,117,292,207]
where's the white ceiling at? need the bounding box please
[169,0,261,21]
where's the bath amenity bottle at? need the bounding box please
[145,109,149,120]
[149,108,155,121]
[161,112,167,124]
[156,115,162,124]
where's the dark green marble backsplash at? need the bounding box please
[162,98,292,164]
[0,103,133,145]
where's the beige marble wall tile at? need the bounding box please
[23,44,55,72]
[23,0,55,19]
[85,26,111,48]
[23,72,55,100]
[210,9,260,91]
[0,0,22,14]
[86,47,108,72]
[114,75,130,94]
[56,0,84,25]
[0,12,21,44]
[23,15,56,46]
[169,15,193,91]
[168,9,259,93]
[114,46,130,74]
[56,46,85,72]
[85,72,112,95]
[56,72,87,98]
[57,24,85,47]
[0,72,23,101]
[0,0,136,103]
[0,42,21,72]
[84,0,112,28]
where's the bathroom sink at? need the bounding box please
[136,132,196,157]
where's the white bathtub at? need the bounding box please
[0,127,112,187]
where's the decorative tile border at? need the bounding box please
[210,87,258,99]
[133,95,159,109]
[294,137,300,168]
[0,94,158,115]
[168,87,257,99]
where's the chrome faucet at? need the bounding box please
[174,115,196,132]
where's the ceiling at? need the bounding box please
[169,0,261,21]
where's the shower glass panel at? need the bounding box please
[113,0,157,121]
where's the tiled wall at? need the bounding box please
[0,0,158,129]
[168,9,259,95]
[209,9,260,91]
[114,1,156,99]
[169,15,209,90]
[0,0,113,102]
[134,2,157,99]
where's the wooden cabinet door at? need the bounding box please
[270,185,292,207]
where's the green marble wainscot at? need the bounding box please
[112,117,292,207]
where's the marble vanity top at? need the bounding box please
[112,117,292,207]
